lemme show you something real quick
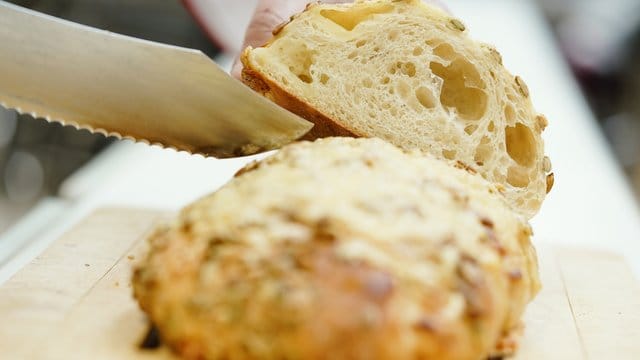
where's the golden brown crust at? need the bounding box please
[241,50,357,140]
[136,237,505,359]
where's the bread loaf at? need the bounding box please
[241,0,552,218]
[133,137,540,360]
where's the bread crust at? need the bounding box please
[241,54,357,140]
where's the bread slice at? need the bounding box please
[241,0,552,218]
[134,137,540,360]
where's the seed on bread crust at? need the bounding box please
[448,18,466,32]
[546,172,555,194]
[515,76,529,98]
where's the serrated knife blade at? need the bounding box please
[0,1,313,158]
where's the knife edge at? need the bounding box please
[0,99,231,158]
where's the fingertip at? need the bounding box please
[231,59,243,80]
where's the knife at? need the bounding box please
[0,1,313,158]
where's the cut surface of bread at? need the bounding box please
[241,0,553,218]
[133,137,540,360]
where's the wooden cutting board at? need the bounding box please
[0,208,639,359]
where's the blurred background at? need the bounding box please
[0,0,640,236]
[537,0,640,200]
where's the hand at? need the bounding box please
[231,0,447,78]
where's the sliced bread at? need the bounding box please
[241,0,553,218]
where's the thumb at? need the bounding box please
[232,0,308,78]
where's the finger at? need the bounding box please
[232,0,307,78]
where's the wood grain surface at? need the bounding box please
[0,208,638,359]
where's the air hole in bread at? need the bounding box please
[348,51,358,59]
[425,39,439,48]
[397,80,411,100]
[283,44,316,84]
[400,62,416,77]
[505,105,516,123]
[388,30,399,40]
[429,46,487,120]
[320,4,393,31]
[356,39,367,48]
[413,47,423,56]
[464,124,477,135]
[507,166,529,188]
[433,43,456,60]
[505,123,536,166]
[320,74,330,84]
[442,149,457,160]
[298,74,313,83]
[381,76,390,84]
[363,78,373,88]
[488,121,495,132]
[415,87,436,109]
[527,199,541,211]
[475,138,493,165]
